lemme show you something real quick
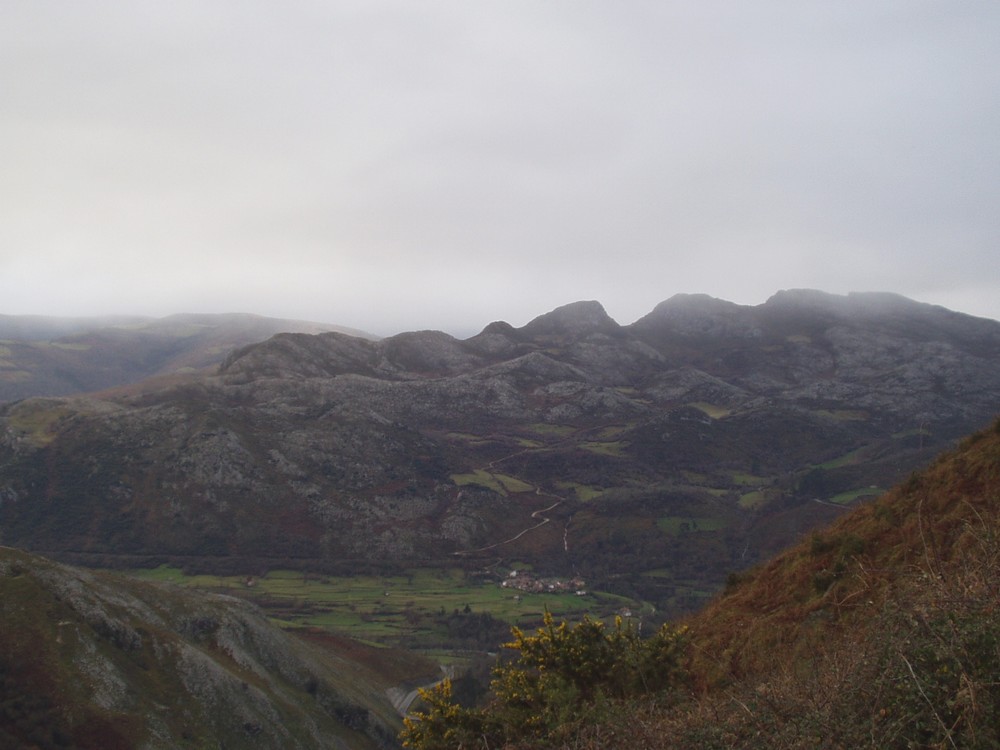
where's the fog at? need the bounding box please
[2,2,998,335]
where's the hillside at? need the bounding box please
[0,546,436,749]
[405,417,1000,749]
[602,418,1000,748]
[0,290,998,616]
[0,313,373,403]
[687,417,1000,679]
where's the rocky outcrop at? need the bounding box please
[0,546,402,749]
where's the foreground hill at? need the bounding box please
[1,290,998,613]
[0,546,433,749]
[407,417,1000,749]
[0,312,373,403]
[604,419,1000,748]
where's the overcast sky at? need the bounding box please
[2,2,998,336]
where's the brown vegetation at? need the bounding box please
[404,417,1000,748]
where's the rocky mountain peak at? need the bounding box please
[380,330,485,376]
[630,293,756,339]
[520,300,619,338]
[464,320,530,358]
[762,289,935,318]
[763,288,841,308]
[478,320,520,337]
[757,290,1000,352]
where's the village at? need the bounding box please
[499,570,587,596]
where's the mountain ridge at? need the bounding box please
[0,312,375,403]
[1,289,998,618]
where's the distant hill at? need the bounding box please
[0,290,998,616]
[0,313,375,403]
[0,545,433,749]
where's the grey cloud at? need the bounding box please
[1,2,998,335]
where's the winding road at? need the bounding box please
[456,492,564,555]
[449,426,623,557]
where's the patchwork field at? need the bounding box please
[126,564,647,652]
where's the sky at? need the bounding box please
[2,2,998,337]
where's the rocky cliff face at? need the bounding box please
[0,546,408,749]
[1,290,998,611]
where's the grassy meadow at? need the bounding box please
[126,564,639,651]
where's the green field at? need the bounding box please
[515,437,544,448]
[595,424,633,439]
[580,440,626,457]
[127,565,631,649]
[446,432,493,446]
[738,490,767,509]
[450,469,534,494]
[5,401,75,446]
[813,409,868,421]
[892,428,931,439]
[688,402,731,419]
[527,423,576,438]
[729,472,768,487]
[554,481,603,501]
[657,516,728,535]
[829,487,883,505]
[816,446,868,469]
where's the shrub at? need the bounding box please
[401,612,688,749]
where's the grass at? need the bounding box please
[0,369,32,382]
[816,446,868,469]
[527,423,576,438]
[813,409,869,421]
[126,565,625,648]
[739,490,767,509]
[671,477,732,498]
[596,424,632,439]
[829,487,883,505]
[892,428,932,439]
[580,441,626,457]
[555,481,604,501]
[450,470,534,495]
[515,437,544,448]
[494,474,535,494]
[640,569,674,579]
[688,402,731,419]
[5,401,75,447]
[657,516,728,535]
[729,472,767,487]
[701,487,732,497]
[446,432,493,446]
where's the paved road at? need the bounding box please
[386,666,456,716]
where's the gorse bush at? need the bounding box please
[401,612,688,749]
[875,598,1000,748]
